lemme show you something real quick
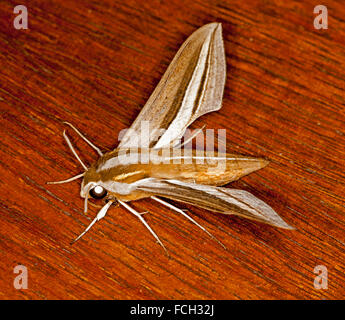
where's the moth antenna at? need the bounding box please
[118,200,168,254]
[47,172,85,184]
[71,200,113,244]
[63,130,88,171]
[173,125,206,149]
[151,196,227,250]
[63,122,103,156]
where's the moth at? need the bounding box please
[48,23,292,251]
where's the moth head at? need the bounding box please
[80,168,108,200]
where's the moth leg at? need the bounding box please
[118,200,168,253]
[71,200,114,244]
[47,172,84,184]
[63,130,88,170]
[63,122,103,156]
[88,200,103,209]
[151,196,227,250]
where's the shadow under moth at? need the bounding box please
[48,23,293,252]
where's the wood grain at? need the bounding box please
[0,0,344,299]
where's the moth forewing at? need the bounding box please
[135,179,293,230]
[118,22,226,150]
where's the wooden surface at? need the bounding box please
[0,0,344,300]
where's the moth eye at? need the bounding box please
[89,185,107,199]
